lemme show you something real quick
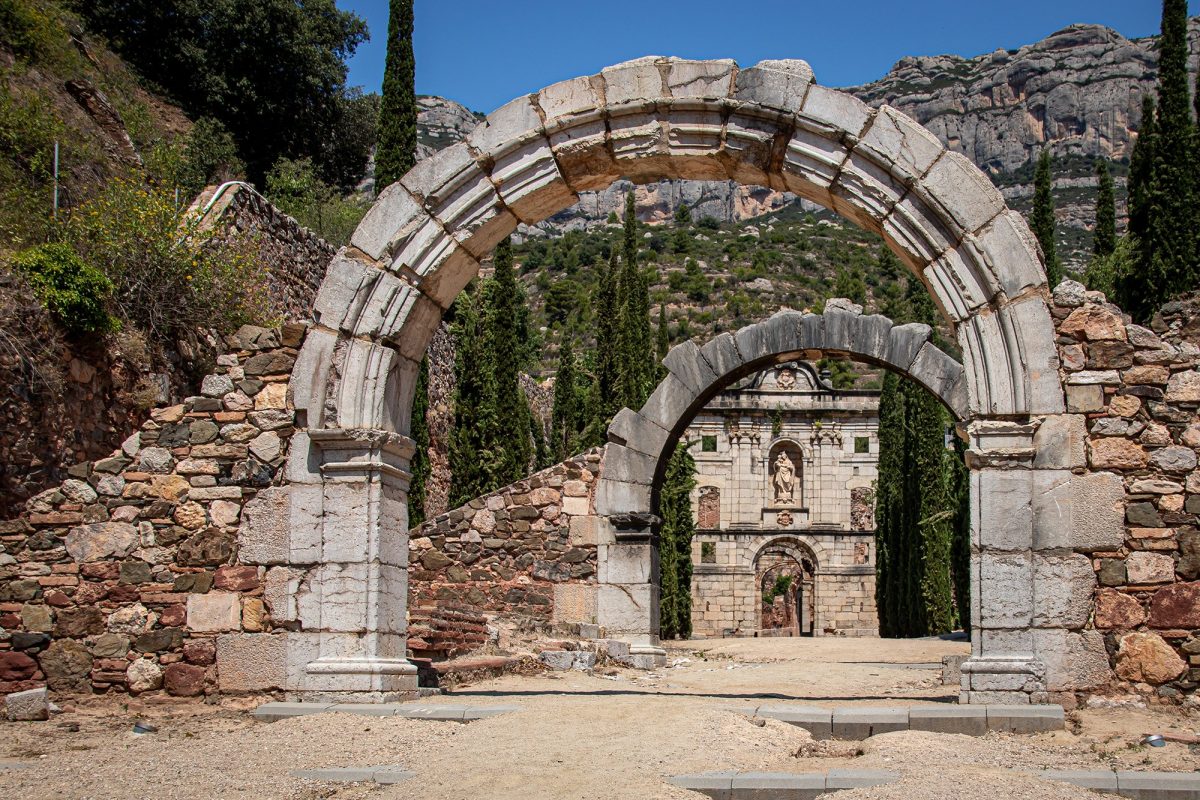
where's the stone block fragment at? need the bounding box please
[4,687,49,721]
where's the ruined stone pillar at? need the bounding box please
[959,420,1044,703]
[596,512,667,668]
[288,428,417,701]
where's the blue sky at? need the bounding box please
[338,1,1197,113]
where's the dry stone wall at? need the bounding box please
[1049,282,1200,704]
[0,324,305,698]
[407,450,602,658]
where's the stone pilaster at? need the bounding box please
[597,512,666,668]
[289,428,417,702]
[959,419,1045,703]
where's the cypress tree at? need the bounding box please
[1142,0,1198,318]
[874,369,906,638]
[656,301,670,380]
[407,356,431,527]
[658,441,697,639]
[617,191,655,408]
[948,436,971,636]
[1031,149,1062,287]
[375,0,417,190]
[551,338,579,461]
[584,247,621,444]
[485,237,533,485]
[1093,160,1117,258]
[448,287,497,507]
[1127,95,1158,246]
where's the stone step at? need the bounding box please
[253,702,519,722]
[725,703,1063,739]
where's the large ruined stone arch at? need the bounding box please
[284,56,1071,702]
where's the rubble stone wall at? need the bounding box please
[0,324,306,698]
[1049,282,1200,703]
[407,450,603,659]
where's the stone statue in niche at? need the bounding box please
[772,451,796,504]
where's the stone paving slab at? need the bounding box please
[735,704,1064,740]
[254,702,518,723]
[1117,771,1200,800]
[908,705,987,736]
[671,770,1200,799]
[986,704,1064,734]
[290,766,414,784]
[831,707,909,740]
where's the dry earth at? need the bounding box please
[1,637,1197,800]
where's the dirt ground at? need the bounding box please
[2,636,1197,800]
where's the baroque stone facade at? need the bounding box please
[685,363,880,638]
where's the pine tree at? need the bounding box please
[658,441,697,639]
[1093,160,1117,258]
[374,0,417,190]
[834,264,867,306]
[407,356,431,527]
[448,287,497,507]
[485,237,533,485]
[1031,149,1062,287]
[551,338,579,461]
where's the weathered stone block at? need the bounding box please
[215,633,287,691]
[5,687,49,721]
[187,591,242,633]
[1032,470,1124,552]
[1032,415,1086,470]
[1032,553,1094,629]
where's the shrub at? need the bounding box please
[265,156,368,247]
[11,242,117,335]
[145,117,245,198]
[66,177,272,338]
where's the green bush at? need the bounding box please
[11,242,117,334]
[66,177,271,338]
[266,156,368,247]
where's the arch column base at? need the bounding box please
[627,644,668,669]
[958,655,1046,704]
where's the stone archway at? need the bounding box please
[284,56,1074,702]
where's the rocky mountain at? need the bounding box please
[416,20,1200,268]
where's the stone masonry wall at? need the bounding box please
[1050,282,1200,703]
[0,324,304,698]
[407,450,602,659]
[195,184,336,321]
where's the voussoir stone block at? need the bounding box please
[663,340,720,395]
[606,409,670,459]
[733,59,814,112]
[601,445,656,486]
[638,373,700,433]
[918,150,1007,239]
[886,323,932,372]
[856,105,945,186]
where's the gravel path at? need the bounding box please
[1,637,1196,799]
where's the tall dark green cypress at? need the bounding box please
[1141,0,1198,320]
[656,301,670,380]
[1093,160,1117,258]
[658,441,696,639]
[874,369,906,638]
[407,356,430,527]
[1031,149,1062,287]
[448,287,496,507]
[551,338,579,461]
[875,277,965,637]
[948,436,971,637]
[617,191,655,408]
[485,237,533,485]
[375,0,417,190]
[1128,95,1158,246]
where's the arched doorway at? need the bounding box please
[286,56,1073,703]
[755,539,817,637]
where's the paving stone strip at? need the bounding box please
[669,770,898,800]
[290,766,413,785]
[252,702,518,722]
[723,704,1064,739]
[670,770,1200,800]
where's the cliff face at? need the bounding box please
[847,23,1199,175]
[416,21,1199,265]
